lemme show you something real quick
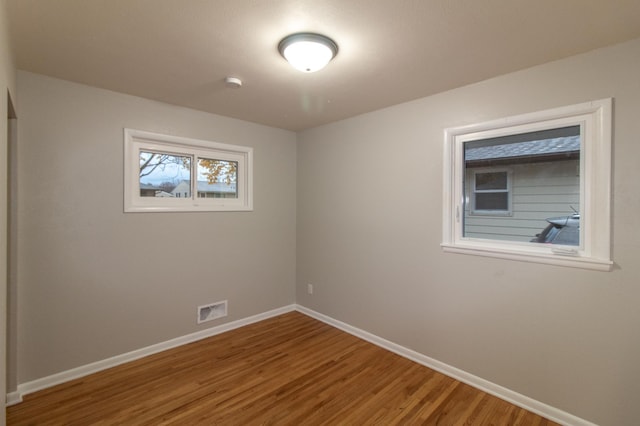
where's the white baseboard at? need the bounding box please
[10,304,296,404]
[6,391,23,406]
[295,305,596,426]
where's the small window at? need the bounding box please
[442,99,612,271]
[124,129,253,212]
[471,170,511,215]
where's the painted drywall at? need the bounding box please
[0,0,16,421]
[15,71,297,384]
[297,37,640,426]
[0,0,15,93]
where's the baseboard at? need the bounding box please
[295,305,596,426]
[6,391,23,406]
[11,304,296,404]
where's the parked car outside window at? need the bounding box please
[530,213,579,246]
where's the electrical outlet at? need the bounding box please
[307,283,313,295]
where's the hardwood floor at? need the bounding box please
[7,312,558,425]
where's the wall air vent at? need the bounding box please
[197,300,228,324]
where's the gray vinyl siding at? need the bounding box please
[464,160,579,241]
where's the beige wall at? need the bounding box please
[1,0,16,422]
[15,72,297,383]
[297,38,640,426]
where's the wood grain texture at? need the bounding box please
[8,312,559,425]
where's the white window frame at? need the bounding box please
[124,129,253,212]
[442,99,612,271]
[470,168,512,216]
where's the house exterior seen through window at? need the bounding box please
[463,126,580,243]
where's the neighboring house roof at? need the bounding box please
[140,183,176,197]
[465,135,580,166]
[140,183,161,190]
[168,180,236,194]
[197,180,236,193]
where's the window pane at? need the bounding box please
[553,225,579,246]
[475,172,507,190]
[139,151,191,197]
[463,126,581,244]
[197,158,238,199]
[475,192,508,210]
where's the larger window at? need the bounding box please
[124,129,253,212]
[442,99,612,271]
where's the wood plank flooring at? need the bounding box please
[7,311,559,425]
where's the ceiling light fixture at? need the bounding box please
[278,33,338,73]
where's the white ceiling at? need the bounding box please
[7,1,640,131]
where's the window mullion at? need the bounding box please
[190,154,197,201]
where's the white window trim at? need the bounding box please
[124,129,253,212]
[470,168,512,216]
[442,99,612,271]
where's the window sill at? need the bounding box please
[469,211,513,217]
[124,203,253,213]
[441,243,613,272]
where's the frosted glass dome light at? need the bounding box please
[278,33,338,73]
